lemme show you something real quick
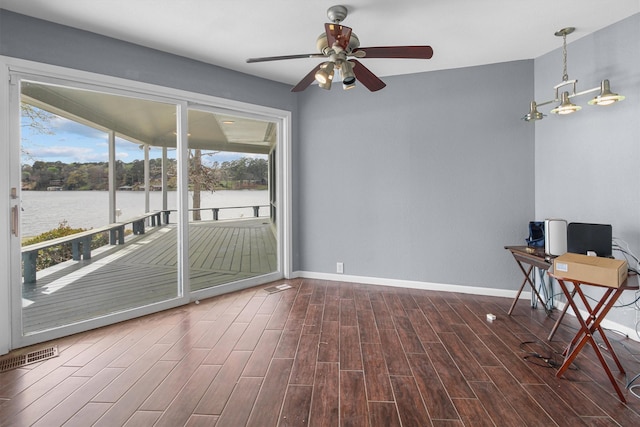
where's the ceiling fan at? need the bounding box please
[246,5,434,92]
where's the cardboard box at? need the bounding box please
[553,253,628,288]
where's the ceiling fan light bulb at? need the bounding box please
[315,70,331,84]
[315,70,328,84]
[318,76,333,90]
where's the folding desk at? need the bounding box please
[504,246,554,315]
[550,273,638,403]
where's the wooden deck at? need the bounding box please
[22,218,277,334]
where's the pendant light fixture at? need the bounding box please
[522,101,545,121]
[522,27,624,122]
[550,91,581,115]
[587,79,625,106]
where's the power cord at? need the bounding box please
[519,340,566,369]
[613,237,640,274]
[628,372,640,399]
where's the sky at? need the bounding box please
[21,108,258,166]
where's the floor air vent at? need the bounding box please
[0,346,59,373]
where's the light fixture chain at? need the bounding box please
[562,33,568,81]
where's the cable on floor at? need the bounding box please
[519,340,566,369]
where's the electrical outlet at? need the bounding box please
[336,262,344,274]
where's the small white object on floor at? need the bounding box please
[486,313,496,321]
[264,283,293,294]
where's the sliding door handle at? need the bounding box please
[11,205,19,237]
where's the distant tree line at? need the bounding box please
[21,157,268,191]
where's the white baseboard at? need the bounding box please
[293,270,523,298]
[291,270,640,343]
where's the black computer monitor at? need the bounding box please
[567,223,612,257]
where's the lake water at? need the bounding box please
[21,190,269,237]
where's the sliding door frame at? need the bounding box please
[0,56,292,352]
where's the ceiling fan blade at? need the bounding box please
[351,60,386,92]
[247,53,325,63]
[325,23,352,50]
[353,46,434,59]
[291,64,322,92]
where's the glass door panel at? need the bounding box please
[18,79,181,335]
[186,108,277,293]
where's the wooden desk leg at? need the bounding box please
[596,325,625,373]
[514,260,549,313]
[555,282,588,376]
[508,263,534,315]
[548,287,576,341]
[567,287,613,352]
[573,287,626,373]
[556,281,627,403]
[580,288,627,402]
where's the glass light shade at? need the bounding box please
[550,91,581,115]
[588,80,625,106]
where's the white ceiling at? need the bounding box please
[1,0,639,89]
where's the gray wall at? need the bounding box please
[296,61,535,290]
[535,14,640,328]
[0,7,300,277]
[0,10,296,113]
[1,9,536,295]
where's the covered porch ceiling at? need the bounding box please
[21,80,276,155]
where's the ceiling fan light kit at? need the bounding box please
[315,61,334,85]
[246,5,433,92]
[523,27,624,122]
[340,60,356,86]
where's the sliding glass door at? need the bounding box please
[6,65,288,350]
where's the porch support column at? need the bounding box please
[162,146,168,211]
[144,144,150,213]
[108,130,116,224]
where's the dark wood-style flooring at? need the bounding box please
[2,278,640,426]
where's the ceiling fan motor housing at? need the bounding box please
[327,5,348,23]
[316,32,360,54]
